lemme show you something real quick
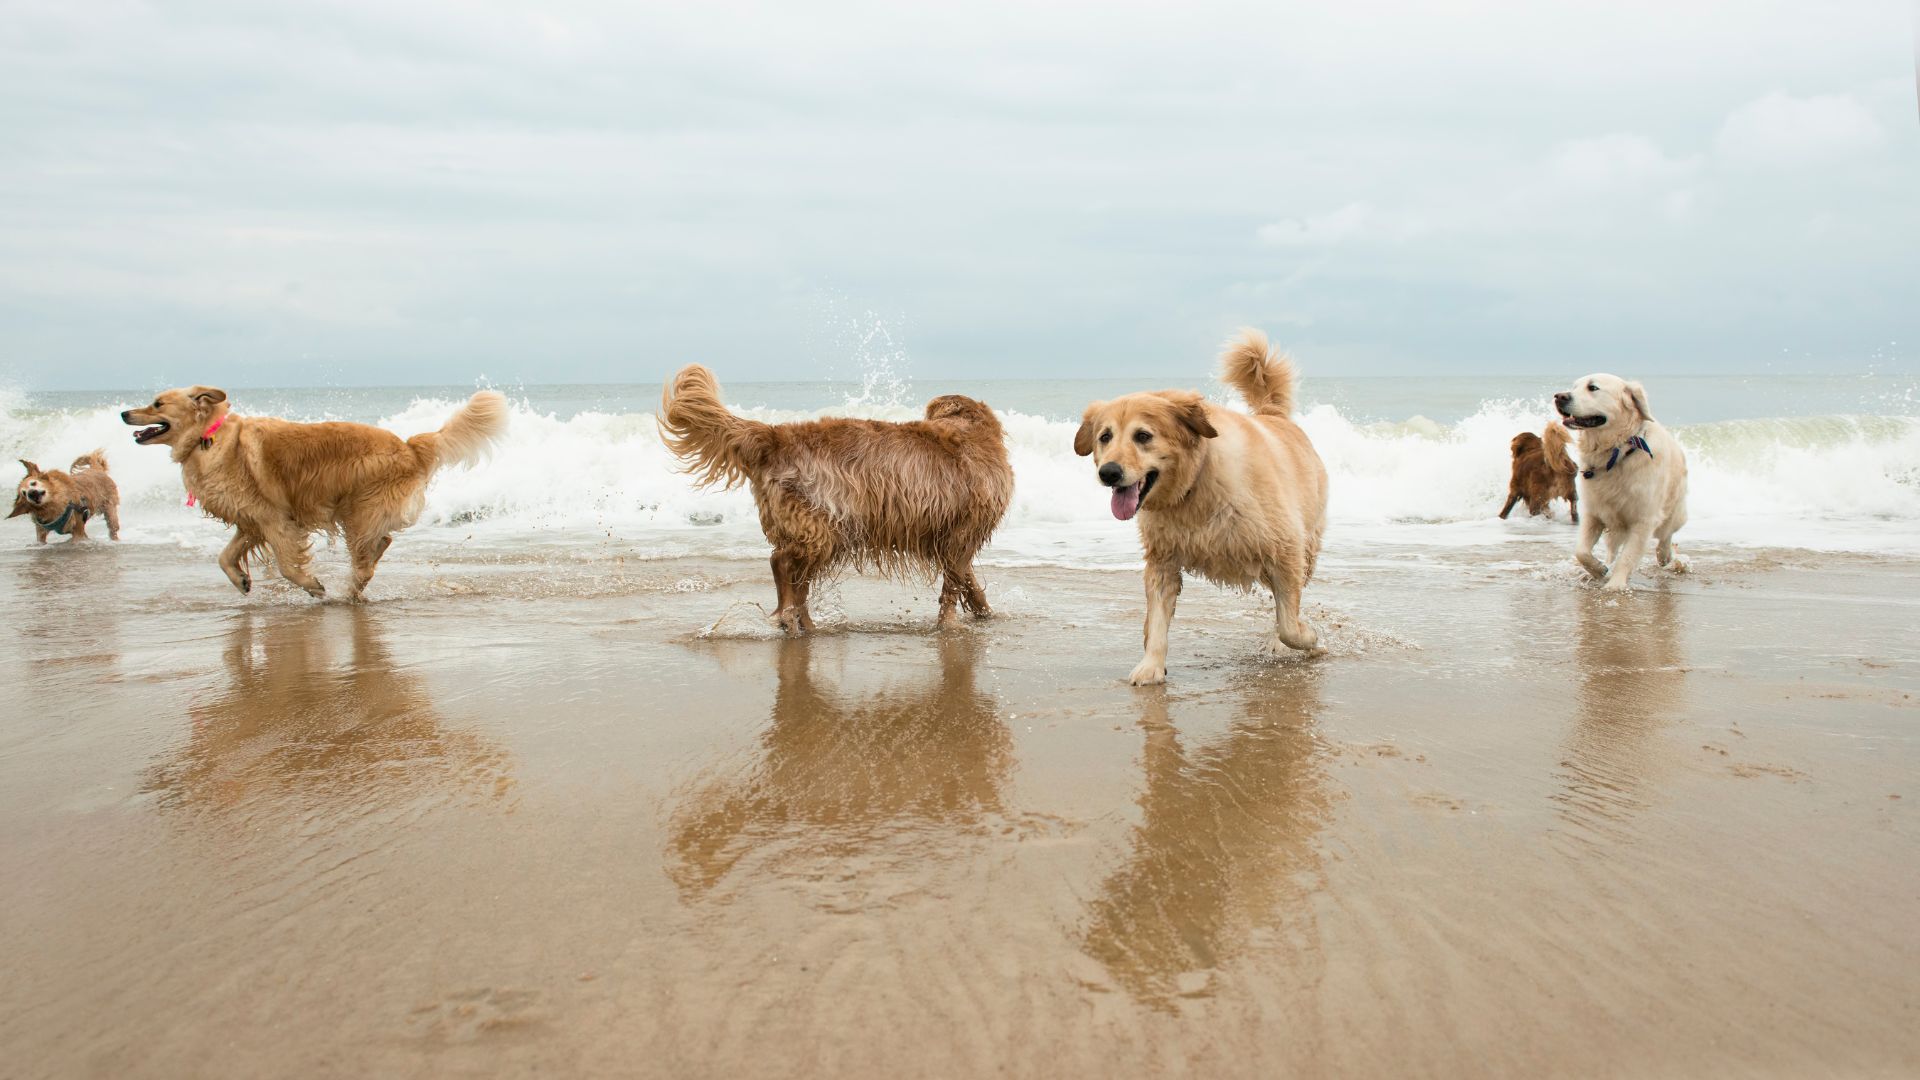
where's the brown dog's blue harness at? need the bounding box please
[34,501,90,535]
[1582,434,1652,480]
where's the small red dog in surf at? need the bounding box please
[658,365,1014,633]
[12,452,121,543]
[1500,422,1579,523]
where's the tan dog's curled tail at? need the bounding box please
[1541,421,1577,476]
[70,448,109,473]
[409,390,509,470]
[1219,328,1297,417]
[658,364,776,489]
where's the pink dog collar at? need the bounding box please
[186,413,228,507]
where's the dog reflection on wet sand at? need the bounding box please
[145,610,513,815]
[1554,591,1687,838]
[669,635,1012,897]
[1081,670,1332,1007]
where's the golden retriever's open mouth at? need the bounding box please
[1110,469,1158,521]
[1561,414,1606,429]
[132,421,170,444]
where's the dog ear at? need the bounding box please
[1624,381,1651,421]
[8,495,30,519]
[19,459,39,476]
[1073,403,1103,457]
[188,386,228,408]
[1169,394,1218,441]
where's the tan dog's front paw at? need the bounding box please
[1128,657,1166,686]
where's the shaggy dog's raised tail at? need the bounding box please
[658,364,776,489]
[1219,328,1297,417]
[70,448,109,473]
[410,390,509,470]
[1541,421,1577,476]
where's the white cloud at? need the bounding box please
[1256,202,1375,247]
[1713,91,1885,167]
[1549,133,1698,190]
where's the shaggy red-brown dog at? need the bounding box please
[659,365,1014,633]
[12,451,120,543]
[122,386,507,600]
[1499,422,1579,523]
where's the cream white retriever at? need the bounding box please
[1554,374,1688,591]
[1075,329,1328,685]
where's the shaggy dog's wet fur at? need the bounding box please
[1500,422,1579,522]
[1075,329,1328,685]
[1555,374,1688,591]
[12,451,120,543]
[658,365,1014,632]
[122,386,508,600]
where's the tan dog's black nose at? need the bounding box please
[26,489,43,502]
[120,409,131,423]
[1097,463,1124,487]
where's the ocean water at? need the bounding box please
[5,371,1918,565]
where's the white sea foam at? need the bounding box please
[5,386,1917,562]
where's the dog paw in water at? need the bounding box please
[1128,658,1166,686]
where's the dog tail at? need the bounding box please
[658,364,776,489]
[70,448,109,473]
[1219,328,1297,416]
[410,390,510,471]
[1540,421,1577,475]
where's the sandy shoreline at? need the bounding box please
[2,539,1916,1077]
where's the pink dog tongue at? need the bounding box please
[1111,482,1142,521]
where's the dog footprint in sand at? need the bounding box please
[408,987,547,1043]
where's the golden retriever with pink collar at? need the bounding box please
[1075,329,1328,685]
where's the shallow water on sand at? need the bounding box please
[2,537,1916,1077]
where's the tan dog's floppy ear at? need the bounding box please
[1624,381,1651,421]
[8,495,30,519]
[1168,393,1218,441]
[1073,403,1103,457]
[188,386,227,407]
[19,459,39,476]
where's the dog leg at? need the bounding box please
[218,531,256,594]
[34,525,47,544]
[1129,561,1181,686]
[1574,513,1607,580]
[263,522,326,598]
[1264,566,1320,654]
[769,549,810,633]
[937,569,964,628]
[1568,490,1579,525]
[347,533,393,601]
[960,567,991,618]
[939,561,993,626]
[1499,491,1519,519]
[105,499,121,541]
[1602,526,1653,592]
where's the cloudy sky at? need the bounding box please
[2,0,1914,389]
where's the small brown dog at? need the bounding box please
[659,365,1014,632]
[12,452,120,543]
[122,386,507,599]
[1499,423,1579,523]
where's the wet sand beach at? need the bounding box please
[2,538,1917,1077]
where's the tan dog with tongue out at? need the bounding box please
[1075,329,1329,685]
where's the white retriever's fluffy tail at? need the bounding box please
[411,390,509,470]
[1219,328,1297,417]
